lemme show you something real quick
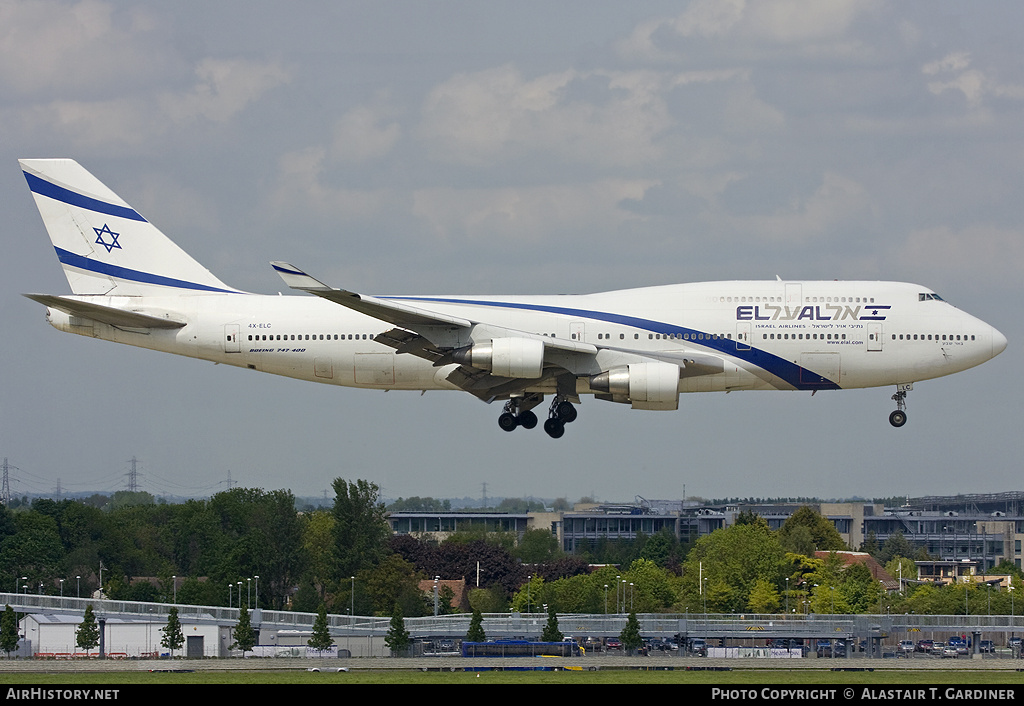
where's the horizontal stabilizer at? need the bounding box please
[24,294,186,329]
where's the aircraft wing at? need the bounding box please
[271,262,473,328]
[271,262,598,356]
[24,294,187,329]
[271,261,599,400]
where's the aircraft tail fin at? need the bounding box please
[20,159,240,296]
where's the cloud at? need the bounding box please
[0,0,167,96]
[720,172,871,243]
[6,57,289,149]
[923,52,1024,107]
[616,0,879,61]
[411,180,659,244]
[417,65,679,167]
[900,224,1024,284]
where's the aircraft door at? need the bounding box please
[867,323,883,352]
[570,321,585,342]
[736,323,751,351]
[224,324,240,353]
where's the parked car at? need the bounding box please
[915,639,934,653]
[687,638,707,656]
[930,641,946,655]
[979,640,995,653]
[605,638,622,651]
[941,645,959,658]
[949,636,969,655]
[899,640,915,655]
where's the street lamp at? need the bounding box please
[247,577,251,609]
[228,582,233,608]
[350,576,355,627]
[172,575,176,604]
[785,577,789,615]
[254,575,259,609]
[603,584,608,615]
[59,579,64,597]
[76,575,81,598]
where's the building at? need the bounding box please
[386,491,1024,571]
[20,612,224,658]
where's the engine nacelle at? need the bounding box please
[452,337,545,378]
[590,361,681,410]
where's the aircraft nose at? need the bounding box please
[992,327,1008,358]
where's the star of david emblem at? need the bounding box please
[93,224,121,253]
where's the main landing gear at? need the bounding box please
[542,396,577,439]
[889,384,911,427]
[497,394,541,433]
[497,394,578,439]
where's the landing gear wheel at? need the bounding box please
[556,400,577,423]
[889,410,907,428]
[544,418,565,438]
[889,386,910,428]
[498,412,519,432]
[518,410,538,429]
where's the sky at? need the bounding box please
[1,0,1021,505]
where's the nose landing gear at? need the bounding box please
[889,384,912,427]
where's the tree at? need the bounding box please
[332,479,390,582]
[682,522,787,613]
[466,608,486,642]
[878,531,916,565]
[384,604,411,656]
[747,578,782,613]
[541,603,563,642]
[308,603,333,652]
[161,607,184,657]
[232,604,256,655]
[76,605,100,655]
[516,528,560,563]
[620,612,642,654]
[778,506,846,553]
[1,605,19,657]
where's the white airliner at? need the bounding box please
[21,159,1007,438]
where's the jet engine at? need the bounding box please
[451,337,545,378]
[589,361,681,410]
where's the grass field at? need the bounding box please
[1,668,1022,685]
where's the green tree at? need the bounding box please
[1,605,19,657]
[76,605,100,655]
[541,603,563,642]
[878,531,916,565]
[332,479,390,583]
[384,604,411,656]
[232,604,256,655]
[620,612,642,654]
[515,528,560,563]
[161,607,184,656]
[681,522,787,613]
[308,603,333,652]
[359,553,426,617]
[778,506,846,553]
[466,608,486,642]
[747,578,782,613]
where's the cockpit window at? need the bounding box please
[919,293,945,302]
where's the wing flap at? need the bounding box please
[24,294,187,329]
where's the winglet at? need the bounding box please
[271,261,334,292]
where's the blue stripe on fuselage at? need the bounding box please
[387,295,841,390]
[24,172,146,222]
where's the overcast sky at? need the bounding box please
[1,0,1021,505]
